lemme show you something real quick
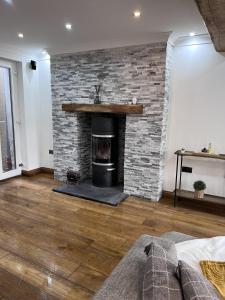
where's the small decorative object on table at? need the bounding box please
[193,180,206,199]
[208,142,215,154]
[94,85,101,104]
[180,148,185,154]
[67,170,80,184]
[201,147,208,153]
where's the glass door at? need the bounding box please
[0,60,21,180]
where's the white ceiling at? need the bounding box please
[0,0,208,55]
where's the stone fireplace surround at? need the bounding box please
[51,41,172,201]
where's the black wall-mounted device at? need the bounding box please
[30,60,37,70]
[182,166,192,173]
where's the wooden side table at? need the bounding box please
[173,150,225,207]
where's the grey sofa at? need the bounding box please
[94,231,195,300]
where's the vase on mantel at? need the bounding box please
[94,85,101,104]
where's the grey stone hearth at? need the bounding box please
[53,180,128,206]
[51,42,172,201]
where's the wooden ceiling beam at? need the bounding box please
[195,0,225,52]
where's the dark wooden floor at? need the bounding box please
[0,174,224,299]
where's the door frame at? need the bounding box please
[0,59,22,180]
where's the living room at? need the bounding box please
[0,0,225,299]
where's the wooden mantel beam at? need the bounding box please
[62,103,143,114]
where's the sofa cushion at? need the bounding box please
[161,231,197,243]
[143,242,183,300]
[178,260,222,300]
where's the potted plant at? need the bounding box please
[193,180,206,199]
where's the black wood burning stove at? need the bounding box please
[92,115,118,187]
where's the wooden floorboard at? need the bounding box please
[0,174,224,299]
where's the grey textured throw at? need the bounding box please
[143,241,183,300]
[94,235,178,300]
[178,260,222,300]
[94,232,195,300]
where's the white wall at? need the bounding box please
[0,44,53,171]
[164,41,225,197]
[20,60,41,170]
[38,58,53,168]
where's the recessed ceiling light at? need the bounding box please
[189,32,196,37]
[133,10,141,18]
[65,23,72,30]
[4,0,13,5]
[18,33,24,39]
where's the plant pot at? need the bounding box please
[194,190,205,199]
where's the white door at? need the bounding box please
[0,60,21,180]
